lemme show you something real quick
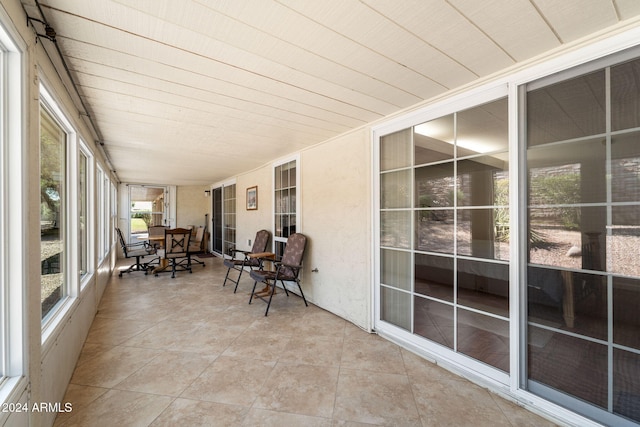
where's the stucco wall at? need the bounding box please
[235,129,372,330]
[176,185,209,229]
[301,129,372,330]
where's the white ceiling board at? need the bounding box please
[24,0,640,186]
[117,0,430,107]
[274,0,480,91]
[58,38,385,123]
[616,0,640,19]
[447,0,561,61]
[532,0,619,43]
[361,0,515,76]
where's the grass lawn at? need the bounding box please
[131,218,148,233]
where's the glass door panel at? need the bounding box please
[129,185,166,240]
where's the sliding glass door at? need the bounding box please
[375,49,640,426]
[378,95,510,378]
[525,54,640,426]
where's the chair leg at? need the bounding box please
[119,255,146,277]
[264,280,277,316]
[249,281,259,304]
[233,267,245,293]
[296,281,309,307]
[222,267,232,287]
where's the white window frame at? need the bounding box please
[96,165,105,263]
[39,83,79,340]
[272,154,301,255]
[78,140,94,289]
[0,9,26,410]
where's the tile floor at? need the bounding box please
[54,257,558,427]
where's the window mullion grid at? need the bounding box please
[605,66,614,414]
[410,128,415,335]
[453,112,458,353]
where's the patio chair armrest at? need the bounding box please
[274,262,303,270]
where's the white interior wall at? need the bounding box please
[234,129,372,330]
[301,129,372,330]
[176,185,209,229]
[235,166,273,253]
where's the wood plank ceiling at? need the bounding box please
[20,0,640,185]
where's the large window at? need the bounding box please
[0,15,24,389]
[379,96,510,374]
[78,146,90,282]
[525,55,640,425]
[274,159,298,259]
[40,106,67,321]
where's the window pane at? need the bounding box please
[457,259,509,317]
[414,297,453,349]
[289,163,296,187]
[381,249,411,291]
[415,253,453,302]
[415,209,454,253]
[40,107,66,319]
[458,309,509,372]
[528,138,606,205]
[414,115,454,165]
[614,348,640,422]
[613,276,640,349]
[457,98,508,154]
[611,132,640,203]
[527,70,606,147]
[381,128,412,171]
[415,163,454,208]
[381,286,411,331]
[381,210,410,249]
[381,170,411,209]
[609,206,640,277]
[528,327,608,409]
[457,154,509,206]
[529,206,606,270]
[79,151,88,279]
[611,57,640,131]
[457,208,509,261]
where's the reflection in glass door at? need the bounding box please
[378,96,510,376]
[129,186,166,240]
[525,56,640,426]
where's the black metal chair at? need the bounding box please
[156,228,192,278]
[223,229,271,292]
[249,233,307,316]
[116,227,157,277]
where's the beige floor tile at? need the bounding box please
[333,369,421,426]
[54,258,560,427]
[114,351,216,396]
[70,345,161,388]
[55,389,173,427]
[85,316,156,346]
[221,328,292,362]
[340,335,406,375]
[181,356,276,406]
[253,363,339,418]
[241,408,332,427]
[53,384,109,426]
[150,398,248,427]
[279,335,344,367]
[122,319,240,354]
[411,378,512,426]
